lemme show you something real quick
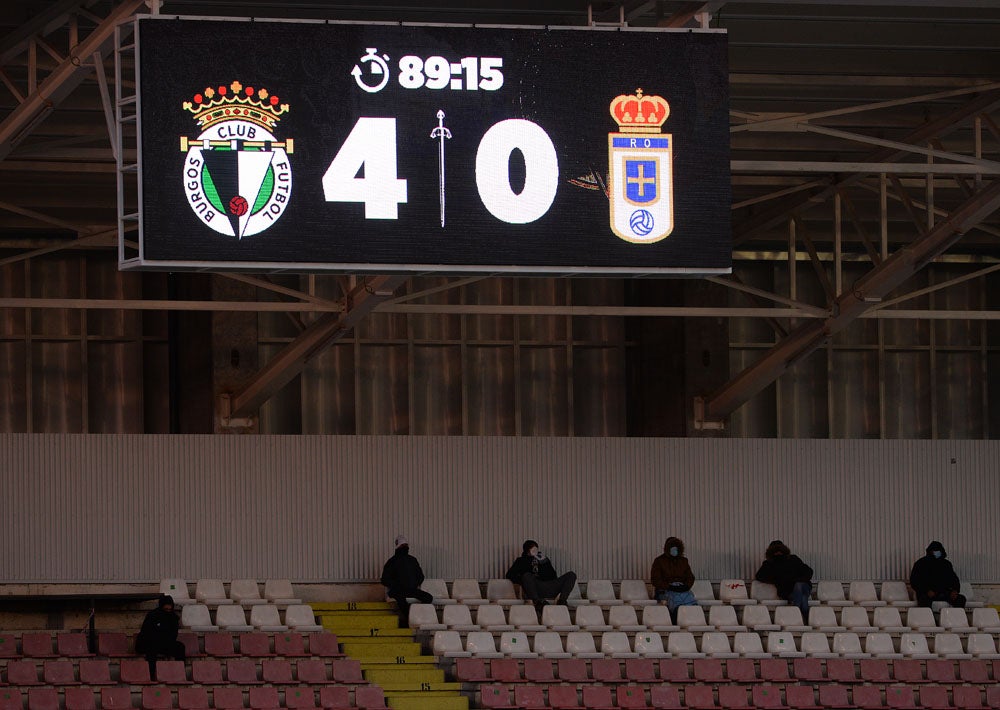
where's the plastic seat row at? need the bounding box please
[410,603,1000,636]
[432,629,1000,660]
[96,631,342,660]
[160,579,302,607]
[1,657,365,686]
[0,684,388,709]
[180,604,322,632]
[476,682,1000,710]
[454,655,1000,685]
[0,634,93,659]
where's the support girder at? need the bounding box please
[224,275,408,420]
[702,178,1000,425]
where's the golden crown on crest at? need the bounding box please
[182,81,290,131]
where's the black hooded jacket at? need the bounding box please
[754,541,813,598]
[909,541,960,596]
[135,596,180,655]
[381,546,426,592]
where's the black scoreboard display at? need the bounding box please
[125,17,730,275]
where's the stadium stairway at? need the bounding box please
[314,602,468,710]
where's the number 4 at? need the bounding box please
[323,118,408,219]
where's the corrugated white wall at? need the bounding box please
[1,434,996,583]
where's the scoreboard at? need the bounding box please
[125,17,731,275]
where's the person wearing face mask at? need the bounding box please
[909,540,965,608]
[650,536,697,620]
[505,539,577,613]
[754,540,813,620]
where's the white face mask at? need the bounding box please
[933,550,943,559]
[532,548,544,561]
[669,547,679,557]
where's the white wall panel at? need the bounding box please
[0,434,996,583]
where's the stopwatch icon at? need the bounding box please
[352,48,391,93]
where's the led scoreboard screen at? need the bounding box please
[129,17,730,274]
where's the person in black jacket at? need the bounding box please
[505,539,577,612]
[381,535,433,626]
[754,540,813,620]
[135,594,185,678]
[910,540,966,608]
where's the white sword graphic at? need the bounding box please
[430,110,452,228]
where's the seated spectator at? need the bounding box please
[755,540,812,619]
[910,540,965,608]
[650,536,697,620]
[135,594,185,678]
[381,535,433,626]
[506,539,576,613]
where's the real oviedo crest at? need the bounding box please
[608,89,673,243]
[180,81,293,239]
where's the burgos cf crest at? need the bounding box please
[608,88,673,243]
[181,81,293,239]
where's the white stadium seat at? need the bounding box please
[939,607,972,631]
[249,604,287,632]
[832,632,869,659]
[873,606,909,633]
[180,603,218,631]
[701,631,738,659]
[900,633,936,659]
[408,603,445,631]
[741,604,779,631]
[691,580,721,606]
[966,633,1000,659]
[879,581,915,607]
[934,632,972,660]
[608,605,645,632]
[773,606,809,632]
[817,581,851,606]
[541,604,578,631]
[849,581,886,607]
[865,632,901,659]
[641,605,679,632]
[906,607,939,632]
[420,579,455,605]
[229,579,267,606]
[960,582,984,608]
[767,631,804,658]
[575,604,611,631]
[533,631,571,658]
[601,631,638,658]
[507,604,543,631]
[466,631,503,658]
[284,604,323,632]
[666,631,705,658]
[733,632,769,659]
[800,631,838,658]
[677,605,713,632]
[216,604,253,631]
[433,630,470,657]
[708,605,746,632]
[972,607,1000,633]
[500,631,536,658]
[486,579,521,606]
[565,631,603,658]
[478,604,515,631]
[160,579,195,606]
[633,632,669,658]
[442,604,479,631]
[841,606,877,632]
[809,606,845,632]
[586,580,622,605]
[263,579,301,605]
[719,579,753,605]
[195,579,232,606]
[619,580,656,606]
[751,581,785,606]
[452,579,486,605]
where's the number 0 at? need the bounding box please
[475,119,558,224]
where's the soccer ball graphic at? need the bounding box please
[229,195,249,216]
[629,209,654,236]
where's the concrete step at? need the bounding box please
[313,602,394,612]
[364,667,445,685]
[378,680,464,692]
[341,641,424,657]
[385,692,469,710]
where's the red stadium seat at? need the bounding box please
[455,657,489,681]
[490,658,523,683]
[753,685,789,710]
[685,685,718,709]
[213,687,246,709]
[155,660,190,684]
[826,659,859,683]
[726,658,760,683]
[548,685,581,709]
[852,685,886,709]
[592,657,625,683]
[226,658,263,684]
[177,632,203,658]
[886,686,917,709]
[958,660,990,684]
[582,685,616,710]
[177,687,210,710]
[818,685,853,709]
[0,689,23,710]
[97,633,131,657]
[719,685,752,710]
[56,633,93,657]
[792,658,824,682]
[192,659,224,684]
[142,687,174,709]
[120,658,154,684]
[249,686,281,709]
[275,633,308,657]
[524,657,556,682]
[917,686,953,710]
[330,658,364,683]
[861,659,892,683]
[100,688,133,709]
[785,685,821,710]
[27,688,59,710]
[891,659,926,683]
[927,660,959,684]
[308,632,342,657]
[557,658,589,682]
[626,658,657,682]
[240,632,274,657]
[659,658,693,682]
[262,658,295,684]
[650,686,683,710]
[954,686,987,710]
[694,658,725,682]
[761,659,792,682]
[205,632,238,657]
[985,687,1000,709]
[79,660,113,685]
[296,658,333,684]
[284,687,318,709]
[42,660,78,685]
[0,635,17,658]
[21,634,55,658]
[481,684,514,708]
[318,686,351,709]
[354,686,387,709]
[515,685,548,709]
[64,687,97,710]
[617,686,652,710]
[7,660,42,685]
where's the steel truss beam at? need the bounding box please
[699,179,1000,428]
[222,275,408,422]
